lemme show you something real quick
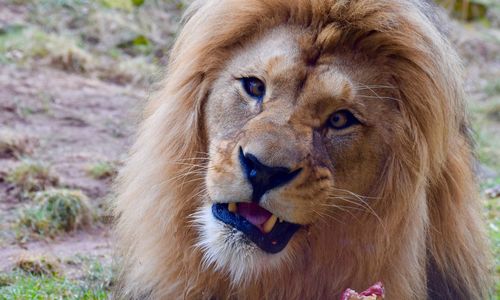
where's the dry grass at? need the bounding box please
[6,161,59,196]
[436,0,497,21]
[86,161,118,181]
[0,26,94,72]
[15,254,60,277]
[0,130,32,159]
[1,0,184,86]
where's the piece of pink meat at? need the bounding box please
[340,282,384,300]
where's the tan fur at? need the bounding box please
[113,0,492,299]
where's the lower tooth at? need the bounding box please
[263,215,278,233]
[228,203,237,213]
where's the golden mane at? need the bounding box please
[113,0,492,298]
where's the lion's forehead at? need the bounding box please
[229,27,301,74]
[226,25,390,113]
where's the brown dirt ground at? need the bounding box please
[0,64,145,275]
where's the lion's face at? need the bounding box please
[197,26,400,282]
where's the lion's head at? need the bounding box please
[114,0,491,299]
[198,24,404,277]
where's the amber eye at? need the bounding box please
[328,110,360,130]
[241,77,265,101]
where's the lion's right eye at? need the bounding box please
[241,77,266,101]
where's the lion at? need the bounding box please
[113,0,492,299]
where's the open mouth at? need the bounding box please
[212,202,301,254]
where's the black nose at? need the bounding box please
[239,147,302,203]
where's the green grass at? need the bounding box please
[470,92,500,171]
[0,274,106,300]
[485,79,500,97]
[86,162,117,180]
[16,189,92,240]
[475,127,500,170]
[435,0,500,21]
[0,26,92,71]
[0,0,179,86]
[470,98,500,296]
[0,261,111,299]
[0,255,113,299]
[99,0,135,11]
[469,79,500,296]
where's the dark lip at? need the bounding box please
[211,203,301,254]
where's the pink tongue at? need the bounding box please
[238,203,272,227]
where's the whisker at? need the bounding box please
[329,187,380,200]
[312,207,347,226]
[353,83,396,90]
[357,95,402,103]
[354,82,401,104]
[320,200,367,213]
[172,156,209,160]
[327,188,387,235]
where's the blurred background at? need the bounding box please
[0,0,498,298]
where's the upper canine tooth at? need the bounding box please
[263,215,278,233]
[228,203,237,213]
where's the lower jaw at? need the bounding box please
[211,203,301,254]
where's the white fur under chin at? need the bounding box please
[193,204,292,286]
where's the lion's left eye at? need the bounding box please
[241,77,265,101]
[328,110,360,130]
